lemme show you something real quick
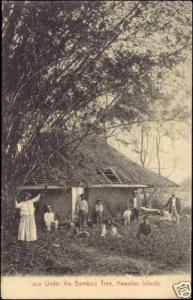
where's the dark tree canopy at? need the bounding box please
[2,1,192,192]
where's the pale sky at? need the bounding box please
[110,57,192,185]
[111,135,191,184]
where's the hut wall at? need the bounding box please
[86,187,134,221]
[27,189,72,225]
[45,189,72,222]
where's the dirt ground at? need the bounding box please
[1,218,191,276]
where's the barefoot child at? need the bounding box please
[123,205,131,226]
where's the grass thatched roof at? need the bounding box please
[23,134,178,188]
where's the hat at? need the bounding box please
[24,192,31,198]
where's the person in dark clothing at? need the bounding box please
[164,194,181,223]
[137,216,151,239]
[104,217,112,228]
[131,191,140,221]
[35,197,48,230]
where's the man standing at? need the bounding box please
[77,194,88,228]
[131,190,139,221]
[164,194,181,223]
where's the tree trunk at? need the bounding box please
[156,129,161,175]
[2,158,18,240]
[147,188,157,208]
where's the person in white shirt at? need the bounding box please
[44,205,58,232]
[110,223,122,237]
[95,200,104,226]
[76,194,88,228]
[123,205,131,226]
[111,224,118,236]
[15,192,41,241]
[110,223,122,238]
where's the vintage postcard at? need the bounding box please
[1,1,192,299]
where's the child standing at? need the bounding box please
[123,205,131,226]
[95,200,104,226]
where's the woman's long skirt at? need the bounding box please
[18,215,37,241]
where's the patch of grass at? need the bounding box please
[1,219,191,276]
[87,219,191,271]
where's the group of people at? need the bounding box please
[101,221,121,238]
[123,191,140,224]
[123,192,181,225]
[15,190,181,243]
[76,194,104,227]
[75,191,139,229]
[15,192,58,242]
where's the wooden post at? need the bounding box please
[142,188,148,207]
[71,187,84,222]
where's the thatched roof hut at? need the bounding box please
[19,134,178,189]
[18,134,178,222]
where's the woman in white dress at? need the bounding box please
[15,192,41,241]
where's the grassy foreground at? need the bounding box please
[1,218,191,276]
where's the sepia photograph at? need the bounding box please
[1,1,192,299]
